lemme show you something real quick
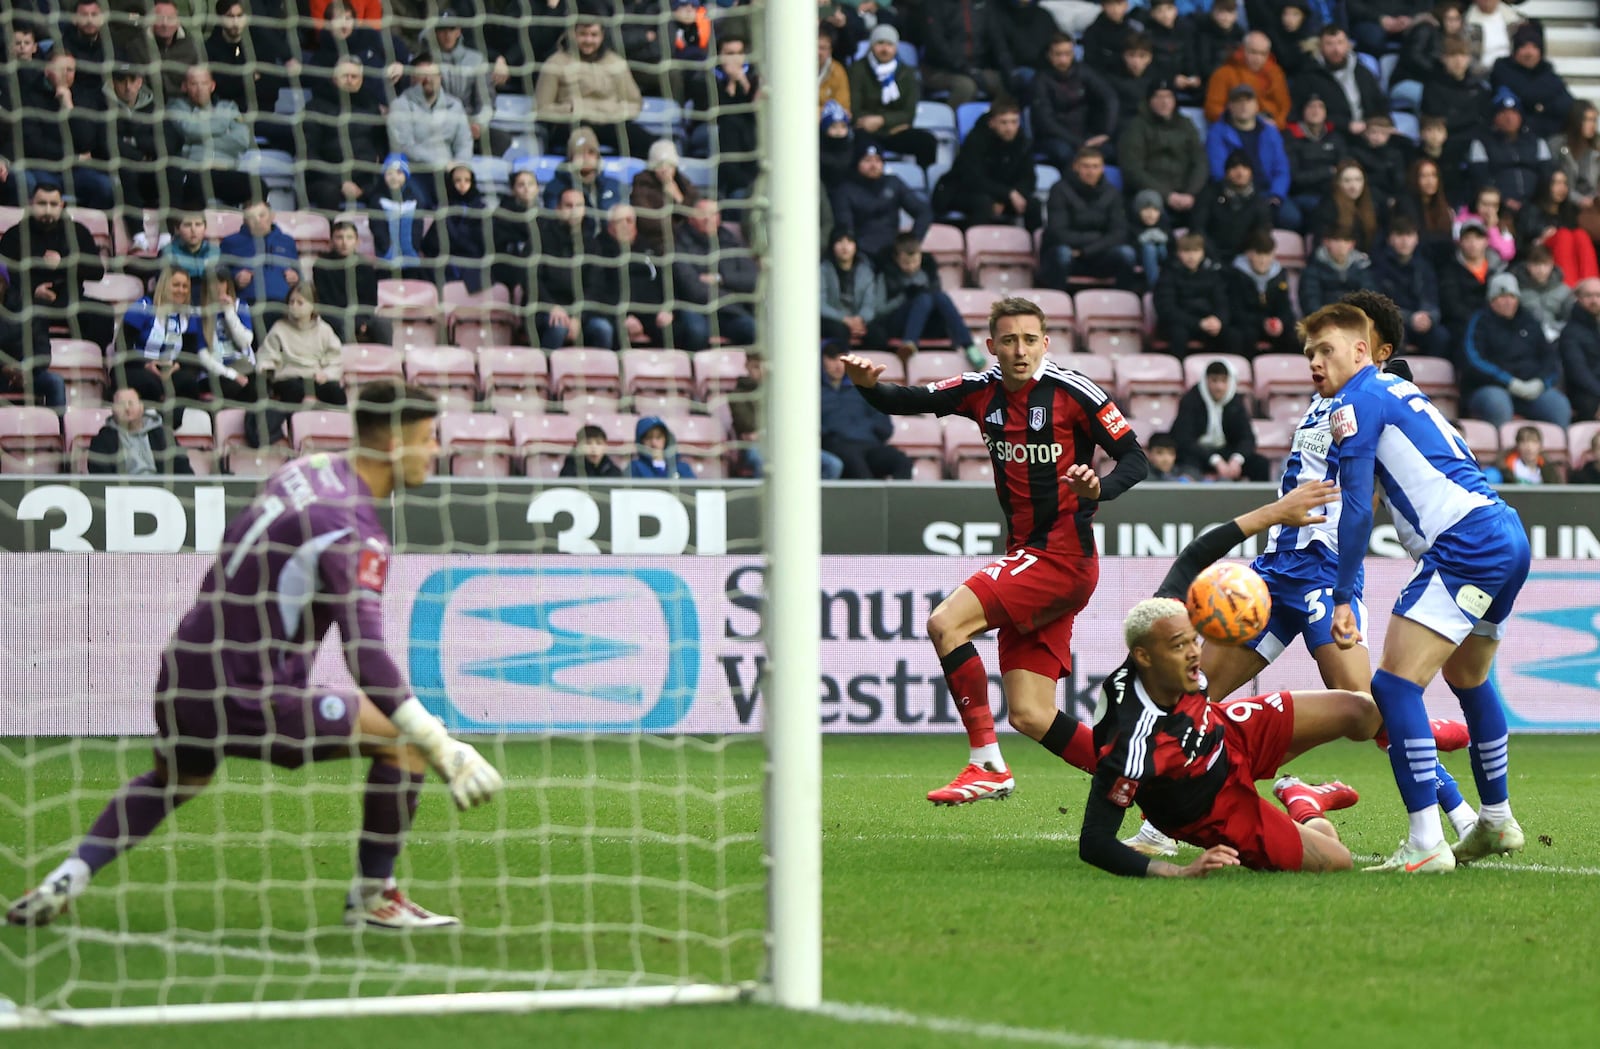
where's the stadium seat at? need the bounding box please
[1082,331,1142,357]
[1033,164,1061,203]
[470,155,512,199]
[512,412,583,477]
[630,392,697,420]
[947,287,992,334]
[692,348,747,400]
[68,208,112,257]
[377,279,443,351]
[549,347,623,401]
[921,223,967,291]
[854,350,906,385]
[1499,420,1568,465]
[340,343,406,390]
[1058,353,1115,389]
[477,346,550,401]
[943,414,987,472]
[283,408,348,456]
[1570,421,1600,468]
[636,96,685,142]
[671,412,726,459]
[82,273,146,318]
[677,157,715,190]
[905,350,969,387]
[1115,355,1185,404]
[1456,418,1500,466]
[965,225,1036,293]
[915,100,958,166]
[1179,107,1207,138]
[442,281,518,350]
[573,408,639,449]
[1122,393,1181,432]
[1073,289,1144,343]
[955,458,994,482]
[490,93,536,135]
[1254,418,1297,467]
[561,390,622,416]
[1252,353,1314,419]
[47,339,107,406]
[1392,111,1420,143]
[0,406,62,474]
[1015,287,1075,348]
[620,349,695,399]
[213,408,289,476]
[1403,356,1459,418]
[238,151,298,209]
[886,160,927,192]
[276,211,331,255]
[889,415,946,480]
[274,87,310,114]
[0,205,21,239]
[1273,228,1308,274]
[405,346,480,412]
[440,412,515,477]
[64,406,110,473]
[955,101,989,142]
[205,208,244,242]
[602,156,647,185]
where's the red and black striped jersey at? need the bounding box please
[860,360,1143,556]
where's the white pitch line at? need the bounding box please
[815,1001,1243,1049]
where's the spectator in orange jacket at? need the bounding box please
[1203,31,1291,127]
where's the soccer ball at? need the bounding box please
[1186,562,1271,645]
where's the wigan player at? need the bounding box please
[1079,482,1377,877]
[1118,293,1475,859]
[8,383,504,929]
[843,295,1148,805]
[1311,301,1531,873]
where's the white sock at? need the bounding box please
[45,857,91,898]
[969,742,1005,770]
[1407,808,1446,851]
[1445,803,1478,838]
[1478,800,1513,824]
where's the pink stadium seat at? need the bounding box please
[477,346,549,398]
[0,205,20,239]
[955,458,994,482]
[1252,354,1314,420]
[172,410,216,475]
[405,346,480,412]
[906,350,969,387]
[1121,393,1181,433]
[692,348,747,400]
[276,211,331,254]
[68,208,112,257]
[1569,421,1600,468]
[48,339,108,406]
[921,223,966,291]
[1074,289,1144,342]
[947,288,993,333]
[0,406,62,473]
[1082,331,1142,358]
[964,225,1036,293]
[1113,354,1184,402]
[377,279,443,351]
[512,413,583,477]
[292,409,353,454]
[341,343,405,389]
[1456,418,1500,466]
[561,391,622,415]
[205,208,244,243]
[1498,420,1568,465]
[82,273,146,317]
[443,281,518,350]
[943,414,986,472]
[854,350,905,385]
[1404,356,1459,418]
[630,392,697,420]
[1273,229,1307,273]
[671,413,724,454]
[569,408,638,449]
[1253,418,1297,465]
[488,390,547,420]
[548,347,622,401]
[64,406,111,473]
[216,409,291,476]
[620,349,694,399]
[1061,354,1115,389]
[1015,287,1075,348]
[889,415,946,480]
[440,412,515,477]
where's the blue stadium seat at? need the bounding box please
[491,93,536,134]
[603,156,647,185]
[1357,52,1380,80]
[886,160,926,191]
[677,156,715,190]
[1104,165,1123,191]
[1033,163,1060,201]
[1379,52,1399,93]
[898,42,920,67]
[1180,107,1208,138]
[519,154,565,184]
[956,101,989,142]
[471,155,511,197]
[636,96,685,142]
[274,88,309,115]
[1391,111,1420,143]
[916,101,959,167]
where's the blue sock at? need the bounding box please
[1372,669,1437,814]
[1433,761,1465,812]
[1451,678,1510,806]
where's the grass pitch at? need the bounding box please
[4,734,1598,1049]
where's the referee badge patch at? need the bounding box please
[1029,406,1046,431]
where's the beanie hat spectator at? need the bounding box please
[1225,148,1254,172]
[1133,189,1165,213]
[820,100,850,130]
[1512,19,1545,52]
[1489,273,1521,299]
[1493,86,1522,113]
[869,24,899,47]
[1147,78,1175,100]
[647,139,681,169]
[383,153,410,177]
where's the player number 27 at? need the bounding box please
[981,550,1038,580]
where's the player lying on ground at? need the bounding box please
[1122,292,1476,860]
[844,295,1149,806]
[1079,480,1463,878]
[1311,301,1531,873]
[8,382,504,930]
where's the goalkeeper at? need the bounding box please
[8,382,504,930]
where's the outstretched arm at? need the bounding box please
[1153,480,1340,600]
[844,352,971,416]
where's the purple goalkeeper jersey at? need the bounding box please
[163,454,409,713]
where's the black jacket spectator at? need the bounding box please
[1284,117,1347,201]
[1228,254,1297,354]
[1371,240,1451,355]
[313,248,384,345]
[831,152,932,263]
[1298,242,1376,313]
[1491,50,1574,141]
[984,0,1060,86]
[1081,9,1140,79]
[1391,7,1452,88]
[1170,373,1267,479]
[490,190,540,302]
[1437,249,1502,338]
[1190,179,1274,261]
[1031,53,1120,172]
[1189,13,1246,85]
[1467,99,1556,207]
[0,200,107,346]
[1293,55,1389,130]
[1118,94,1209,206]
[422,167,494,292]
[1560,300,1600,420]
[1421,66,1490,140]
[206,14,293,114]
[60,20,118,99]
[917,0,997,106]
[937,113,1040,230]
[536,209,600,315]
[1459,302,1563,397]
[302,82,389,213]
[1044,170,1130,262]
[1154,254,1236,351]
[1346,127,1415,213]
[307,22,410,109]
[687,46,761,198]
[18,65,107,169]
[591,227,669,346]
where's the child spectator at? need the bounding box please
[1107,34,1159,135]
[1228,228,1298,355]
[1154,231,1242,355]
[879,233,977,366]
[1568,430,1600,484]
[197,269,258,406]
[1144,0,1201,95]
[1298,223,1377,314]
[1459,184,1517,264]
[421,162,494,292]
[258,283,346,408]
[1346,115,1414,217]
[1502,424,1563,483]
[1512,242,1575,342]
[1266,0,1319,81]
[87,387,193,476]
[160,212,221,281]
[1171,359,1269,480]
[560,423,623,479]
[1372,215,1452,358]
[1191,0,1246,85]
[1131,189,1172,288]
[314,220,391,346]
[629,416,696,480]
[366,154,429,279]
[1082,0,1142,79]
[1145,431,1197,481]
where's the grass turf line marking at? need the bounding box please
[816,1001,1241,1049]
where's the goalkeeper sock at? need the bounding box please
[1450,679,1511,807]
[941,643,1002,767]
[74,770,186,876]
[1038,711,1096,773]
[1371,669,1444,848]
[356,762,423,889]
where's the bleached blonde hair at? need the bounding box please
[1123,598,1187,649]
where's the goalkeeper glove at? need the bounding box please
[390,698,506,810]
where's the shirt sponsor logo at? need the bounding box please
[985,409,1006,426]
[1096,402,1129,438]
[1293,426,1331,457]
[1108,775,1139,807]
[1331,404,1358,440]
[984,437,1064,464]
[1029,406,1046,431]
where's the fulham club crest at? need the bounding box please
[1028,406,1046,431]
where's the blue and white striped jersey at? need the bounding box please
[1262,395,1343,556]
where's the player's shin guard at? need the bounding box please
[357,762,424,885]
[941,642,999,755]
[74,771,187,875]
[1038,711,1095,773]
[1449,679,1511,808]
[1372,669,1446,847]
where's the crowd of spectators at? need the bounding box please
[3,0,1600,484]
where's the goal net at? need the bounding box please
[0,0,820,1027]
